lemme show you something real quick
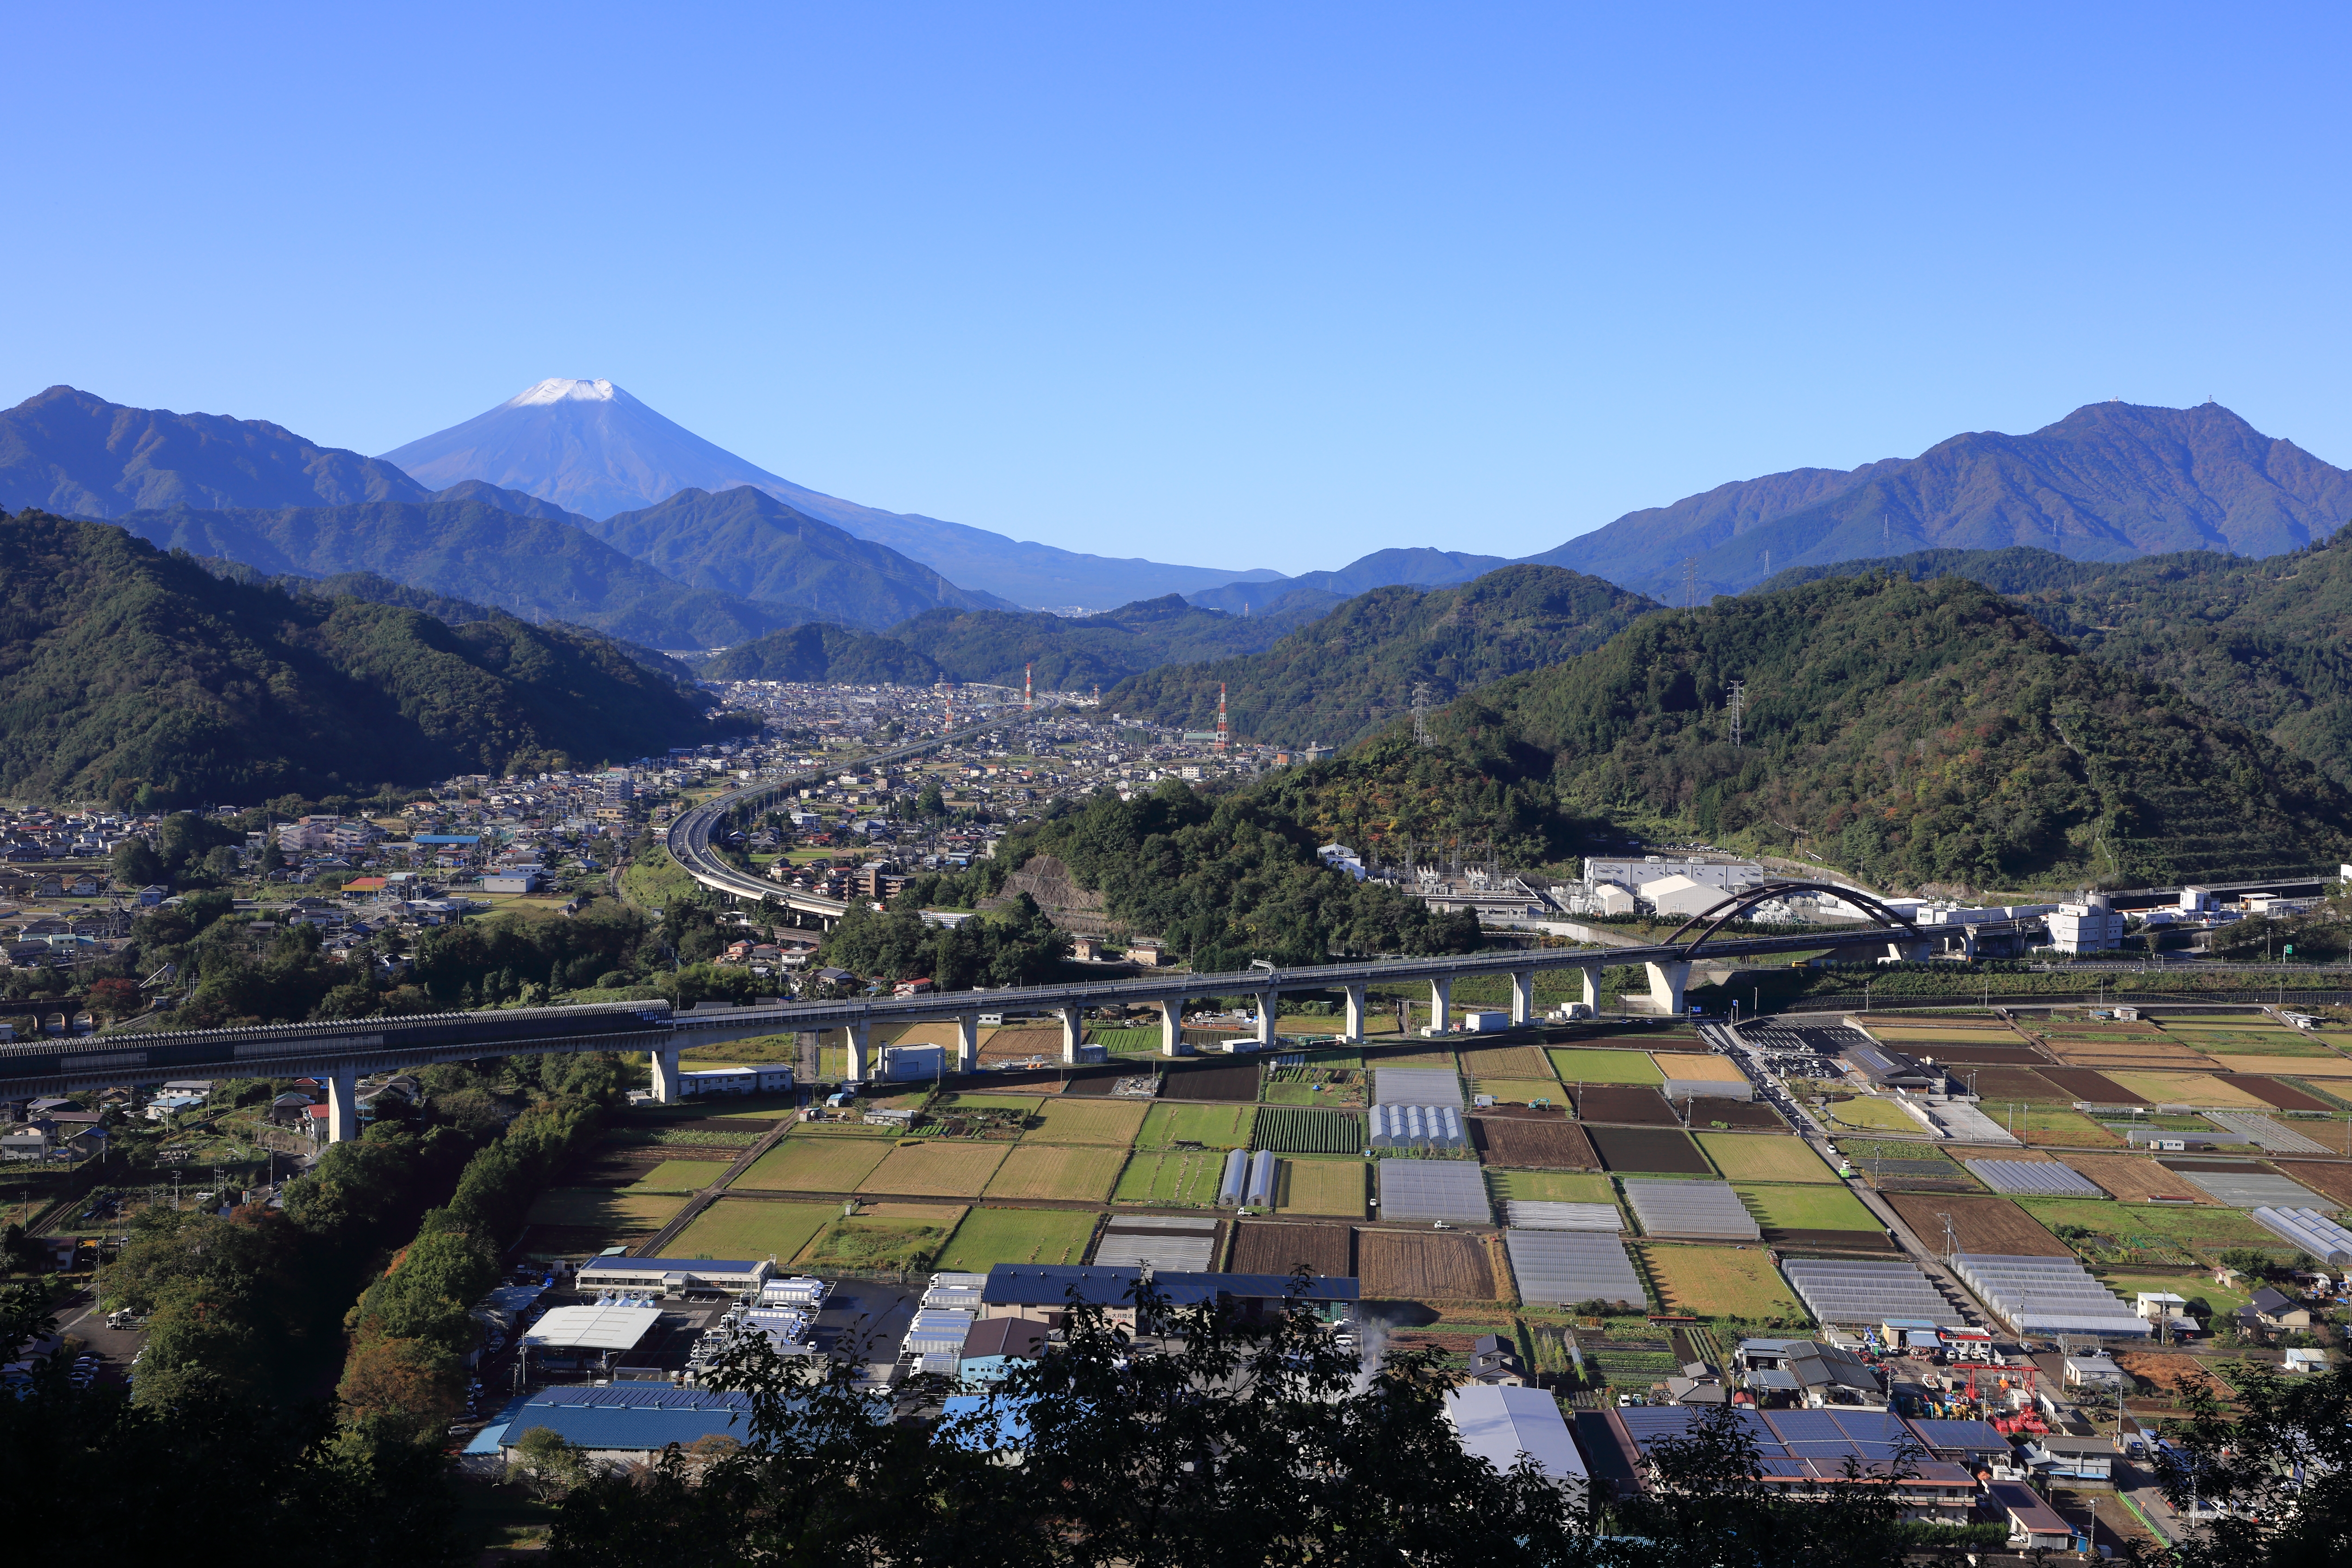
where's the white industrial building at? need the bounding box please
[1442,1384,1588,1503]
[680,1065,796,1097]
[2046,893,2124,954]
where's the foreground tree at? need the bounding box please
[2154,1360,2352,1567]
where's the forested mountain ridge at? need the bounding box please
[703,622,946,685]
[1529,401,2352,600]
[116,495,802,649]
[1107,565,1659,749]
[892,593,1311,690]
[1760,528,2352,786]
[1256,572,2352,892]
[0,510,712,803]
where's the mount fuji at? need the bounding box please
[380,378,1281,609]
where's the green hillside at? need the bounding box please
[0,510,712,802]
[703,621,945,684]
[1105,564,1657,748]
[889,593,1303,690]
[1762,530,2352,786]
[1260,571,2352,892]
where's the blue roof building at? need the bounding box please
[475,1386,754,1461]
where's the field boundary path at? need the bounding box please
[636,1118,797,1256]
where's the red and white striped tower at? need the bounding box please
[1024,663,1033,710]
[945,685,954,729]
[1216,682,1229,750]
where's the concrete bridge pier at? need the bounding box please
[1058,1005,1083,1064]
[846,1022,872,1082]
[1509,971,1536,1026]
[1158,999,1186,1056]
[1580,967,1600,1012]
[1342,983,1367,1042]
[650,1046,683,1106]
[326,1063,361,1142]
[954,1014,979,1074]
[1427,977,1452,1034]
[1644,960,1690,1016]
[1254,992,1277,1048]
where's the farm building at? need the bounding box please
[680,1065,796,1097]
[1443,1385,1588,1504]
[475,1386,751,1466]
[978,1264,1356,1328]
[574,1256,773,1299]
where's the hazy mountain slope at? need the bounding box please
[703,623,945,685]
[113,498,798,649]
[1264,572,2352,889]
[577,486,1014,629]
[0,385,432,517]
[1111,565,1659,748]
[1187,547,1510,613]
[1763,529,2352,787]
[379,377,1280,607]
[0,511,710,802]
[889,593,1306,691]
[1530,402,2352,600]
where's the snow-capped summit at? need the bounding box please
[509,377,620,406]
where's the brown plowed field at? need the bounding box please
[1852,1014,2011,1031]
[1885,1192,2073,1257]
[2116,1351,2229,1399]
[1162,1062,1263,1102]
[1357,1229,1498,1300]
[979,1026,1066,1065]
[2038,1068,2140,1102]
[1575,1085,1679,1125]
[1906,1044,2050,1065]
[1965,1066,2071,1101]
[1456,1044,1555,1078]
[1689,1100,1787,1131]
[1769,1227,1898,1251]
[2064,1155,2212,1204]
[1469,1116,1598,1170]
[1587,1126,1711,1174]
[2215,1074,2335,1112]
[1232,1220,1354,1277]
[2274,1161,2352,1205]
[2047,1043,2218,1068]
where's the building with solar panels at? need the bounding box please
[1608,1406,1980,1524]
[1734,1338,1886,1409]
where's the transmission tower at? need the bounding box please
[1682,557,1698,609]
[1023,663,1033,711]
[1411,682,1434,748]
[1727,680,1746,747]
[1215,682,1230,751]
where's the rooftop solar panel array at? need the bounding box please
[1375,1159,1491,1224]
[1964,1159,2104,1197]
[1622,1179,1761,1240]
[1374,1067,1465,1107]
[1782,1257,1965,1326]
[1615,1406,1937,1478]
[1951,1254,2149,1337]
[1504,1229,1644,1307]
[1503,1201,1622,1231]
[2200,1112,2331,1156]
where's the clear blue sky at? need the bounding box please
[8,3,2347,575]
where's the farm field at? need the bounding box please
[1574,1086,1679,1125]
[1686,1100,1788,1131]
[1162,1063,1263,1102]
[1471,1078,1566,1104]
[1263,1081,1353,1105]
[1232,1220,1353,1277]
[1274,1155,1366,1217]
[984,1143,1127,1202]
[737,1136,894,1193]
[2014,1199,2285,1256]
[1253,1106,1365,1154]
[1456,1045,1556,1078]
[667,1199,835,1262]
[1586,1126,1710,1174]
[2060,1155,2213,1203]
[1469,1116,1597,1170]
[1696,1133,1834,1183]
[1114,1148,1228,1206]
[2203,1053,2352,1077]
[935,1094,1046,1117]
[1357,1229,1498,1300]
[624,1159,731,1194]
[858,1141,1009,1197]
[2275,1161,2352,1205]
[2101,1072,2275,1109]
[1650,1053,1748,1083]
[1964,1067,2072,1102]
[2098,1268,2254,1320]
[935,1207,1099,1271]
[1642,1242,1802,1320]
[1739,1184,1878,1233]
[1821,1097,1924,1134]
[1548,1049,1665,1085]
[1137,1102,1257,1148]
[524,1188,684,1234]
[1027,1098,1150,1145]
[2036,1068,2139,1102]
[1484,1170,1616,1204]
[800,1210,960,1274]
[2000,1106,2123,1147]
[2214,1075,2338,1113]
[1885,1192,2071,1257]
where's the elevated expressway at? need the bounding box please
[2,885,1938,1140]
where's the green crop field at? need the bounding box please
[524,1188,684,1233]
[1547,1049,1665,1086]
[935,1207,1099,1271]
[1642,1242,1802,1320]
[1696,1134,1835,1184]
[1114,1147,1229,1207]
[1485,1170,1617,1204]
[801,1214,954,1274]
[1739,1184,1879,1232]
[1820,1097,1924,1134]
[984,1143,1128,1202]
[667,1199,836,1262]
[1252,1106,1364,1153]
[2015,1199,2285,1254]
[625,1159,732,1194]
[1275,1156,1366,1217]
[1027,1098,1151,1145]
[737,1136,894,1192]
[935,1093,1045,1118]
[1090,1028,1165,1055]
[1138,1102,1257,1148]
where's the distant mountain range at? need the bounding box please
[1526,401,2352,600]
[380,378,1282,608]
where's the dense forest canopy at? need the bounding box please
[0,509,713,803]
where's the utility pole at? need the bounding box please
[1727,681,1746,747]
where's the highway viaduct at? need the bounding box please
[0,917,1937,1142]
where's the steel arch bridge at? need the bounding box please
[1657,880,1925,956]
